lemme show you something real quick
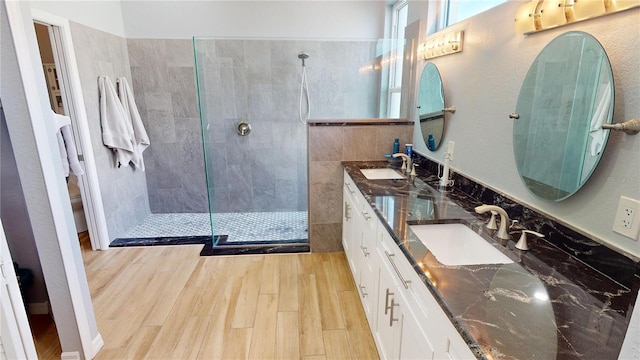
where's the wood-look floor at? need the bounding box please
[33,232,379,359]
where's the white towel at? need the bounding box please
[98,76,134,167]
[589,81,612,156]
[53,111,84,177]
[117,77,150,171]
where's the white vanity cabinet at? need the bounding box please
[343,171,379,324]
[376,224,434,360]
[342,169,475,360]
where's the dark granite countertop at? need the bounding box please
[343,160,638,360]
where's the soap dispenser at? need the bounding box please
[393,138,400,154]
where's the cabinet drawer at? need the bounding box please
[378,224,475,360]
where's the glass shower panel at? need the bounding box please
[193,38,221,246]
[193,37,383,247]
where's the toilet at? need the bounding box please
[67,179,87,233]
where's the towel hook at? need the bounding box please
[601,119,640,135]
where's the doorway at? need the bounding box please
[34,22,89,236]
[30,11,110,251]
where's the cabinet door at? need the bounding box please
[399,307,435,360]
[375,251,402,360]
[342,185,359,274]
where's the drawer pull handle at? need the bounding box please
[359,285,367,298]
[360,245,370,257]
[344,202,351,221]
[385,251,411,289]
[384,288,394,315]
[389,299,399,327]
[345,182,355,194]
[362,211,372,220]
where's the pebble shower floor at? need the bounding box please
[123,211,308,242]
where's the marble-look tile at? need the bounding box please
[252,187,277,212]
[310,223,343,253]
[143,92,174,119]
[275,179,298,211]
[308,181,342,224]
[214,40,245,66]
[145,117,177,144]
[175,118,203,144]
[343,126,378,161]
[309,127,343,161]
[133,63,171,92]
[211,187,231,213]
[375,124,414,157]
[164,39,195,67]
[168,67,199,118]
[127,39,167,67]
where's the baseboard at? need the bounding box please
[61,351,80,360]
[28,301,49,315]
[92,333,104,357]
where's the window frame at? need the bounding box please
[386,0,408,118]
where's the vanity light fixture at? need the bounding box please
[514,0,543,33]
[514,0,639,34]
[418,30,464,60]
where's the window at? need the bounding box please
[387,0,408,118]
[439,0,507,30]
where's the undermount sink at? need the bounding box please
[410,223,513,266]
[360,168,405,180]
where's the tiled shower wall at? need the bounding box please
[126,39,207,213]
[70,22,150,240]
[128,38,381,214]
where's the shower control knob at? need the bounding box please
[236,121,251,136]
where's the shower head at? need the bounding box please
[298,51,310,66]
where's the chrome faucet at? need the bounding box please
[392,153,412,173]
[515,230,545,251]
[475,204,510,240]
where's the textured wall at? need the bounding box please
[130,38,381,214]
[70,22,150,240]
[410,3,640,259]
[308,122,413,252]
[126,39,208,213]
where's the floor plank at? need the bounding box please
[276,311,300,359]
[248,294,278,359]
[31,234,380,360]
[298,274,326,356]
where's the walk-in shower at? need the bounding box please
[190,37,380,251]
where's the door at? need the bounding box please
[31,10,110,250]
[0,220,38,359]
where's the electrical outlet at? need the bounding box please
[447,141,455,160]
[613,196,640,240]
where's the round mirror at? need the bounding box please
[513,31,613,201]
[417,62,445,151]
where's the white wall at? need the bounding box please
[120,0,387,39]
[30,1,126,37]
[30,1,387,40]
[410,2,640,259]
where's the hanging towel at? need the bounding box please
[589,81,612,157]
[117,77,150,171]
[53,111,84,177]
[98,76,134,167]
